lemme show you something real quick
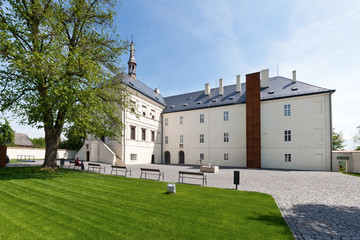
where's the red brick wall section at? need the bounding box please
[246,72,261,168]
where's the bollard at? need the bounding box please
[234,171,240,189]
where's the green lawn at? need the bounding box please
[0,167,293,240]
[343,172,360,177]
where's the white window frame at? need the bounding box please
[200,153,204,161]
[285,154,292,162]
[180,116,183,125]
[165,118,169,126]
[165,136,168,144]
[284,104,291,116]
[130,126,136,140]
[180,135,183,144]
[151,131,155,142]
[224,111,229,121]
[284,130,291,141]
[200,134,204,143]
[130,154,137,161]
[141,128,146,141]
[224,153,229,161]
[200,114,204,123]
[224,133,229,142]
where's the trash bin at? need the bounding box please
[60,158,65,167]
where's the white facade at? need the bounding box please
[162,93,332,171]
[76,84,165,165]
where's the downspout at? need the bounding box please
[329,91,333,171]
[161,114,163,164]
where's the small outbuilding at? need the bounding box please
[14,132,33,148]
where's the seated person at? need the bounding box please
[75,158,82,166]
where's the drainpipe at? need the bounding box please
[329,92,333,172]
[161,114,164,164]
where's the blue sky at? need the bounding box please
[7,0,360,149]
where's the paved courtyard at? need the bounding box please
[8,160,360,240]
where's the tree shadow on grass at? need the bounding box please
[285,203,360,239]
[0,166,69,181]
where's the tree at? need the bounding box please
[31,137,46,148]
[332,128,345,150]
[0,0,130,168]
[58,124,86,150]
[353,126,360,150]
[0,118,14,146]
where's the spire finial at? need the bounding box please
[128,36,137,79]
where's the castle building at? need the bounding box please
[76,42,335,171]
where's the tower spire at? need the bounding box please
[128,39,137,79]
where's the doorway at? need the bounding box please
[179,151,185,164]
[164,151,170,164]
[151,154,155,164]
[86,151,90,162]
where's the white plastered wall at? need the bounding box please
[261,93,332,171]
[163,104,246,167]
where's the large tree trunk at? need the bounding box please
[42,127,62,168]
[0,146,7,167]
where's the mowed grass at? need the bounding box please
[0,167,293,240]
[343,172,360,177]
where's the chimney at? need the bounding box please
[219,78,224,95]
[155,88,160,94]
[292,70,296,82]
[236,75,241,92]
[205,83,210,95]
[260,69,269,88]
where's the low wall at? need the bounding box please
[332,151,360,173]
[7,147,77,160]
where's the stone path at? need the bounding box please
[7,161,360,239]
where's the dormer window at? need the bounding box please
[212,99,217,102]
[170,105,175,109]
[268,90,274,94]
[291,87,298,91]
[229,96,234,100]
[197,101,201,104]
[183,103,188,107]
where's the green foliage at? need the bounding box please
[0,0,131,166]
[0,167,293,239]
[353,126,360,150]
[0,118,14,146]
[30,137,46,148]
[332,128,345,150]
[58,124,86,150]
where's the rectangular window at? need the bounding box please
[284,130,291,141]
[200,134,204,143]
[180,135,183,144]
[130,126,136,140]
[285,154,291,162]
[165,118,169,126]
[151,131,155,142]
[224,111,229,121]
[130,154,137,161]
[180,117,183,125]
[284,104,291,116]
[165,136,168,144]
[200,153,204,161]
[224,133,229,142]
[141,128,146,141]
[200,114,204,123]
[224,153,229,161]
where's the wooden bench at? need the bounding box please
[178,171,207,186]
[111,165,131,177]
[68,160,84,170]
[87,163,105,173]
[140,168,164,181]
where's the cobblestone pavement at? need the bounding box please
[7,161,360,239]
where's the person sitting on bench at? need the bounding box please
[75,158,82,166]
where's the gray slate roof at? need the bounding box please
[115,73,166,106]
[14,132,33,147]
[163,76,335,113]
